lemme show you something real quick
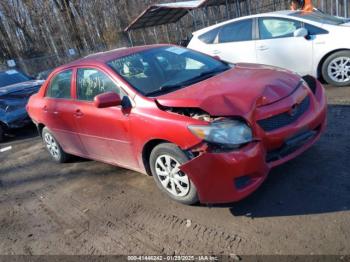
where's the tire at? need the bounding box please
[42,127,69,163]
[0,125,4,143]
[150,143,199,205]
[322,50,350,87]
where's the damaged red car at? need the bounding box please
[27,45,327,204]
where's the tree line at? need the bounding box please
[0,0,345,72]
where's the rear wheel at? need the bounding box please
[150,143,198,205]
[322,51,350,87]
[42,127,69,163]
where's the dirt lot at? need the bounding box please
[0,86,349,255]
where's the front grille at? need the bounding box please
[258,95,310,132]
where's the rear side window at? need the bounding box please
[304,23,328,35]
[77,68,121,101]
[46,70,72,99]
[218,19,253,43]
[198,28,220,44]
[259,18,302,39]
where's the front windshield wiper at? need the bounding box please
[146,66,229,97]
[146,83,185,97]
[194,66,229,80]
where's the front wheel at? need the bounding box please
[42,127,69,163]
[322,51,350,87]
[150,143,199,205]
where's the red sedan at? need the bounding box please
[27,45,327,204]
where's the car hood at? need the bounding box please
[0,80,44,96]
[156,63,301,117]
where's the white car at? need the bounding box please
[188,10,350,86]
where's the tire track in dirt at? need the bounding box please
[36,179,245,255]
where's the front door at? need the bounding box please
[73,67,135,167]
[256,17,313,76]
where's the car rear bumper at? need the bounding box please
[180,81,327,204]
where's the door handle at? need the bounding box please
[74,109,84,117]
[212,50,221,55]
[42,105,48,112]
[257,45,269,51]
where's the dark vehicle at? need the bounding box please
[0,69,44,142]
[36,69,53,80]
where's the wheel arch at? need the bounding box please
[142,139,172,176]
[317,48,350,79]
[37,123,45,137]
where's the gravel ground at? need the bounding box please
[0,86,349,255]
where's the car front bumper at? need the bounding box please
[180,81,327,204]
[1,108,32,129]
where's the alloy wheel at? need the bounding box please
[327,56,350,84]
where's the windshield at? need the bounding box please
[108,46,230,96]
[290,10,349,25]
[0,70,30,88]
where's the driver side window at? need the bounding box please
[77,68,121,101]
[259,18,302,40]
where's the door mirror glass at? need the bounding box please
[94,92,121,108]
[294,27,309,38]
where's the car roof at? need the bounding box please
[57,44,171,70]
[192,10,299,35]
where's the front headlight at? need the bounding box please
[188,119,253,148]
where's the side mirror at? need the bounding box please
[294,27,309,38]
[94,92,122,108]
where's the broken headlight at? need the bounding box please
[188,119,253,148]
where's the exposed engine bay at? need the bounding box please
[163,107,213,122]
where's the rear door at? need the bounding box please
[43,69,84,155]
[205,19,257,63]
[255,17,313,75]
[72,67,135,166]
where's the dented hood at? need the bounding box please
[156,63,301,117]
[0,80,44,96]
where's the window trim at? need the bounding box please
[257,17,303,40]
[215,18,254,44]
[44,68,74,101]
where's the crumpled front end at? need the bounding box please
[178,78,327,204]
[1,107,32,129]
[181,142,269,203]
[0,86,39,129]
